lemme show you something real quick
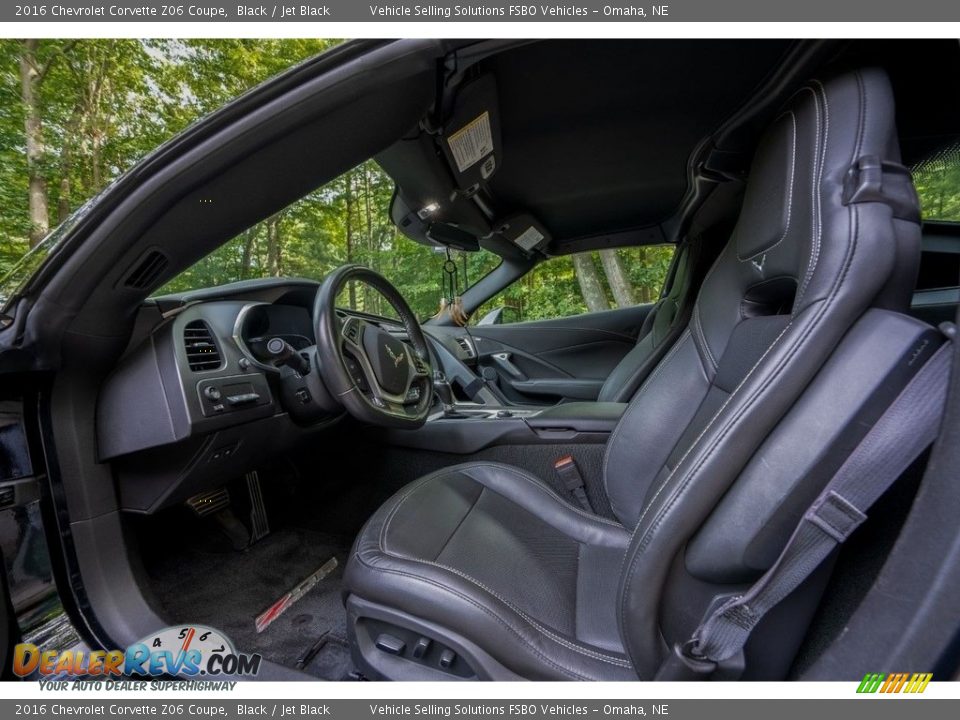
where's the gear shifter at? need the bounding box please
[432,371,463,417]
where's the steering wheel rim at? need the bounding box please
[313,264,434,429]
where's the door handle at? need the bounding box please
[492,352,525,379]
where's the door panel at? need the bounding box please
[470,304,653,403]
[911,223,960,326]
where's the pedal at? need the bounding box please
[185,487,249,551]
[245,471,270,543]
[185,488,230,517]
[213,508,251,551]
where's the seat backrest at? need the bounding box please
[597,241,700,402]
[599,68,922,676]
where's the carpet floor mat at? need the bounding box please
[147,527,353,680]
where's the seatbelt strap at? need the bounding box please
[662,333,953,679]
[554,455,593,511]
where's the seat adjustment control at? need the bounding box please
[413,637,431,659]
[374,633,405,656]
[439,648,456,669]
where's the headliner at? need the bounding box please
[388,40,796,253]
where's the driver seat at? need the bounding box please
[342,69,924,680]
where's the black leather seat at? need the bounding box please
[343,69,924,681]
[596,241,700,402]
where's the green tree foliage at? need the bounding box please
[912,141,960,222]
[1,39,682,323]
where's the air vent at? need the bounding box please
[455,336,476,359]
[122,249,169,290]
[183,320,222,371]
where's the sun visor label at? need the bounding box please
[447,111,494,172]
[514,226,545,250]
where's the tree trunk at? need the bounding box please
[56,105,83,225]
[239,227,256,279]
[20,40,50,247]
[599,249,636,307]
[572,253,608,313]
[265,216,282,276]
[362,165,378,313]
[344,175,357,310]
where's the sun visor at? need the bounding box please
[495,213,552,256]
[440,74,502,195]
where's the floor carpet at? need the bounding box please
[147,527,353,680]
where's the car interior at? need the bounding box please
[7,39,960,681]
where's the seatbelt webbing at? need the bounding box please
[685,339,952,668]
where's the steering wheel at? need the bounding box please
[313,265,434,429]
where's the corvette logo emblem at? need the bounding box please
[386,345,405,367]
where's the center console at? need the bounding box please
[386,398,627,454]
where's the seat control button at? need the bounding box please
[374,634,405,656]
[439,649,456,669]
[413,637,431,659]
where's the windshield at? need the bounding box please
[0,39,343,312]
[156,160,501,321]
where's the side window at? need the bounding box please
[474,246,675,325]
[908,138,960,325]
[911,139,960,222]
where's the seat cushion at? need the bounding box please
[344,462,638,680]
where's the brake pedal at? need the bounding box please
[185,488,250,551]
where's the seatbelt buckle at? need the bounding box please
[554,455,593,511]
[554,455,581,490]
[654,641,745,681]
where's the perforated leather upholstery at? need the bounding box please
[343,69,924,680]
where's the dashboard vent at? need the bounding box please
[122,249,169,290]
[183,320,222,371]
[455,336,476,359]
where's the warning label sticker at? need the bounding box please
[447,112,494,173]
[514,226,545,251]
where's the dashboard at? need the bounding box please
[96,278,482,514]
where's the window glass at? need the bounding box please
[473,246,675,325]
[911,139,960,222]
[155,161,500,321]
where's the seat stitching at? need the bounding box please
[417,558,632,666]
[380,470,449,555]
[368,547,632,668]
[618,72,865,657]
[353,553,594,680]
[796,83,828,308]
[695,306,718,370]
[737,111,798,262]
[373,464,632,665]
[601,329,693,503]
[434,487,483,561]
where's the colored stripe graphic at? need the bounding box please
[857,672,932,693]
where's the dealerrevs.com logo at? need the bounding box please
[13,625,261,678]
[856,672,933,694]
